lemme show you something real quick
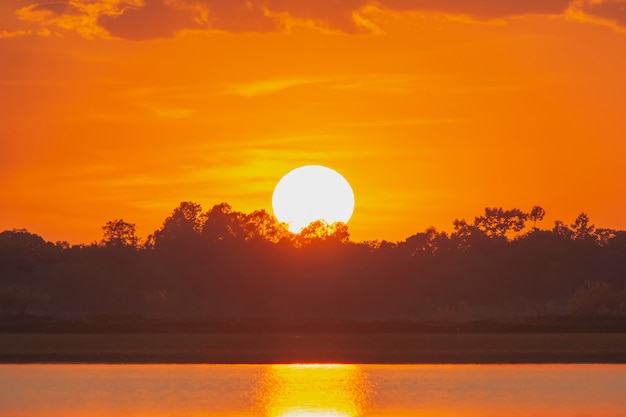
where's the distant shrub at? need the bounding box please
[0,284,47,316]
[568,281,623,317]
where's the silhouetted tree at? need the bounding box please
[55,241,70,250]
[474,207,528,238]
[401,227,446,256]
[452,218,478,251]
[608,231,626,250]
[595,228,616,247]
[2,202,626,321]
[244,209,291,243]
[153,202,203,249]
[0,229,53,281]
[296,220,333,246]
[572,212,595,241]
[0,229,48,253]
[552,220,573,240]
[292,220,351,246]
[328,222,350,243]
[529,206,546,230]
[202,203,247,243]
[101,219,139,248]
[360,240,397,254]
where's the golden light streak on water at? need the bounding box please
[257,364,370,417]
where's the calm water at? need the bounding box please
[0,364,625,417]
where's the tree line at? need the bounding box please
[0,202,625,320]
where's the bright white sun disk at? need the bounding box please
[272,165,355,233]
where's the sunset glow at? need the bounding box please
[272,166,355,232]
[258,364,368,417]
[1,1,626,243]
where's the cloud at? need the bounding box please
[219,73,437,98]
[221,77,324,97]
[381,0,572,19]
[262,0,371,33]
[577,0,626,26]
[0,30,30,39]
[15,0,117,39]
[198,1,284,32]
[7,0,626,40]
[337,118,457,128]
[97,0,203,40]
[30,1,83,16]
[97,0,287,39]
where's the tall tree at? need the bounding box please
[452,218,480,252]
[153,202,203,248]
[0,229,47,253]
[202,203,247,242]
[294,220,351,246]
[297,220,332,245]
[328,222,351,243]
[401,227,445,256]
[101,219,139,248]
[572,212,595,241]
[552,220,573,240]
[474,207,528,238]
[244,209,291,243]
[529,206,546,230]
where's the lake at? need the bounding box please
[0,364,625,416]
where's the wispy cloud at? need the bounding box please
[327,73,440,94]
[15,0,115,39]
[337,118,457,128]
[566,0,626,33]
[381,0,571,19]
[220,77,324,97]
[221,73,440,98]
[7,0,626,40]
[0,30,31,39]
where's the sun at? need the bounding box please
[272,165,355,233]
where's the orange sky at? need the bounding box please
[1,0,626,244]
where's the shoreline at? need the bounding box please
[3,315,626,333]
[2,332,626,364]
[2,316,626,364]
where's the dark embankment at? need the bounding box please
[1,316,626,364]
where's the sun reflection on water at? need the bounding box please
[257,364,370,417]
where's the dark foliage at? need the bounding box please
[1,205,624,320]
